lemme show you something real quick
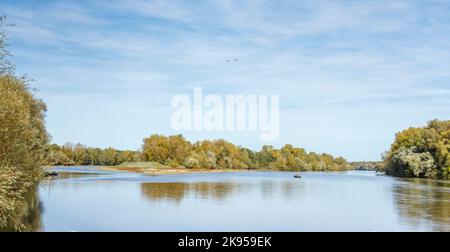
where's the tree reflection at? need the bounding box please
[393,178,450,231]
[141,180,302,204]
[50,172,101,180]
[141,182,238,203]
[0,185,43,232]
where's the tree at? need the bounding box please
[140,134,348,171]
[0,75,49,179]
[142,134,192,166]
[388,147,437,178]
[184,156,200,169]
[383,120,450,179]
[0,16,13,75]
[0,20,49,230]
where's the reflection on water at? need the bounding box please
[141,182,237,203]
[48,172,101,180]
[17,186,43,231]
[2,168,449,231]
[0,185,42,232]
[141,180,302,204]
[393,178,450,231]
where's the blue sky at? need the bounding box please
[2,0,450,161]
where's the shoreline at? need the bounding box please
[100,166,253,176]
[47,165,368,176]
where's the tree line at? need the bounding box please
[45,134,349,171]
[348,161,383,171]
[46,143,141,166]
[141,134,349,171]
[383,119,450,179]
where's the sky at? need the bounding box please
[1,0,450,161]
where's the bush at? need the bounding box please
[184,157,200,169]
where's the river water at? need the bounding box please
[32,167,450,231]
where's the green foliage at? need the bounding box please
[0,58,49,232]
[142,134,349,171]
[0,18,46,231]
[142,134,192,165]
[0,75,49,179]
[384,119,450,179]
[184,156,200,169]
[348,161,383,171]
[45,143,141,166]
[390,147,437,178]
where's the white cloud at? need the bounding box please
[2,0,450,160]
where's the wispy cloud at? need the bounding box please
[1,0,449,160]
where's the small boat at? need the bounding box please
[44,171,59,177]
[293,174,302,178]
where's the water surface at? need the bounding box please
[35,167,450,231]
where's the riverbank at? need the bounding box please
[100,165,245,176]
[100,161,258,176]
[47,162,366,176]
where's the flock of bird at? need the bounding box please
[226,58,239,62]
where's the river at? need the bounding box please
[26,167,450,231]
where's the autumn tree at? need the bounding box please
[384,119,450,179]
[140,134,349,171]
[142,134,192,167]
[0,18,49,230]
[0,75,49,179]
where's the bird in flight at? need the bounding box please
[226,58,239,62]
